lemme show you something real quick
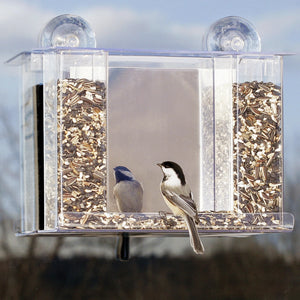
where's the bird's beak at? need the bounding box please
[156,163,162,168]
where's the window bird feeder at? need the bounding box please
[8,15,294,253]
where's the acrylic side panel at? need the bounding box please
[20,53,44,233]
[198,58,214,211]
[214,57,235,211]
[235,56,283,214]
[21,58,36,232]
[43,52,58,230]
[199,57,234,212]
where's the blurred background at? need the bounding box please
[0,0,299,298]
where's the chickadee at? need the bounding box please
[157,161,204,254]
[113,166,143,260]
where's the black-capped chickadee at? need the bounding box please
[113,166,143,260]
[157,161,204,254]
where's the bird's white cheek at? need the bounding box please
[162,167,177,179]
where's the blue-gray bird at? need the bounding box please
[113,166,143,212]
[157,161,204,254]
[113,166,143,260]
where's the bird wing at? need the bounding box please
[162,190,197,218]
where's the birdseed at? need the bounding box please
[233,81,282,214]
[59,211,287,232]
[57,78,107,217]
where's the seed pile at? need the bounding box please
[57,78,107,216]
[60,212,286,232]
[233,81,282,214]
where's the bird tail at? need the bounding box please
[184,215,204,254]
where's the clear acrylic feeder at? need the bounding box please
[8,15,294,238]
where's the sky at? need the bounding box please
[0,0,299,207]
[1,0,300,53]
